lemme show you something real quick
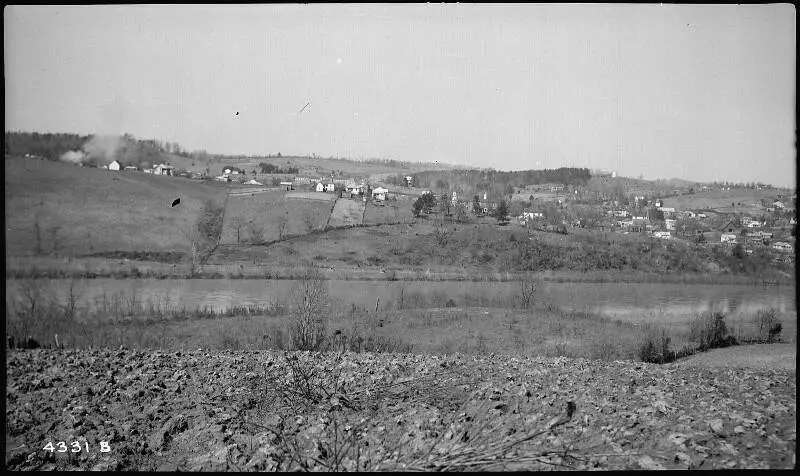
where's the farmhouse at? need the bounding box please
[315,183,325,192]
[108,160,121,171]
[153,164,175,176]
[372,187,389,201]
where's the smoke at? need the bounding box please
[60,150,86,163]
[82,134,123,163]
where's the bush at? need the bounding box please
[637,325,674,364]
[445,298,457,308]
[288,267,329,351]
[689,311,736,351]
[753,308,783,343]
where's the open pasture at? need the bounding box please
[363,195,415,225]
[328,198,365,227]
[219,191,333,244]
[4,157,227,257]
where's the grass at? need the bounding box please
[328,198,365,227]
[4,156,227,257]
[363,196,414,225]
[8,276,790,367]
[219,191,333,244]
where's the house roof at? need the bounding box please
[373,187,389,193]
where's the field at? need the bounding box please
[669,343,797,370]
[214,155,455,180]
[4,156,227,257]
[661,189,782,213]
[218,191,333,245]
[328,197,365,227]
[363,195,415,225]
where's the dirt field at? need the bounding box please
[328,198,365,227]
[5,349,795,470]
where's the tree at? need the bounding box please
[493,200,509,224]
[288,266,329,351]
[473,195,482,215]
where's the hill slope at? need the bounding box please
[4,156,227,257]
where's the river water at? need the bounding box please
[7,278,795,326]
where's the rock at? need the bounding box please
[667,432,689,446]
[637,455,666,470]
[148,414,188,451]
[709,419,726,437]
[674,452,691,465]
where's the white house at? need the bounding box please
[325,183,336,192]
[721,233,737,244]
[153,164,175,176]
[224,168,232,175]
[231,170,240,175]
[315,183,325,192]
[109,160,121,171]
[279,181,293,190]
[372,187,389,201]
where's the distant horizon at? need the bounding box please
[5,5,795,188]
[5,127,794,189]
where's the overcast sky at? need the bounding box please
[4,4,796,186]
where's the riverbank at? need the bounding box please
[5,258,795,286]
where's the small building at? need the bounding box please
[108,160,121,171]
[372,187,389,201]
[653,231,672,239]
[246,179,264,185]
[721,233,737,244]
[773,201,786,209]
[315,183,325,192]
[224,168,232,175]
[124,165,137,171]
[280,181,293,191]
[404,176,414,187]
[153,164,175,176]
[143,168,153,173]
[325,183,336,192]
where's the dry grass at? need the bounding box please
[219,192,333,244]
[328,198,365,227]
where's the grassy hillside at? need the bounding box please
[4,156,227,257]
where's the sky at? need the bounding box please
[4,4,796,186]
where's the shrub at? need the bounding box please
[288,266,329,351]
[637,325,673,364]
[689,311,736,351]
[445,298,457,308]
[753,308,783,343]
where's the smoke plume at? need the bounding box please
[59,150,86,163]
[82,134,123,163]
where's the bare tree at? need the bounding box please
[434,218,451,246]
[230,216,244,244]
[278,214,288,240]
[288,266,330,351]
[519,278,538,309]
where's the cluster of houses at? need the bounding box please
[101,160,176,176]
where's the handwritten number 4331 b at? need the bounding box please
[43,441,111,453]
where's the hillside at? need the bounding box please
[5,349,795,470]
[4,156,227,258]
